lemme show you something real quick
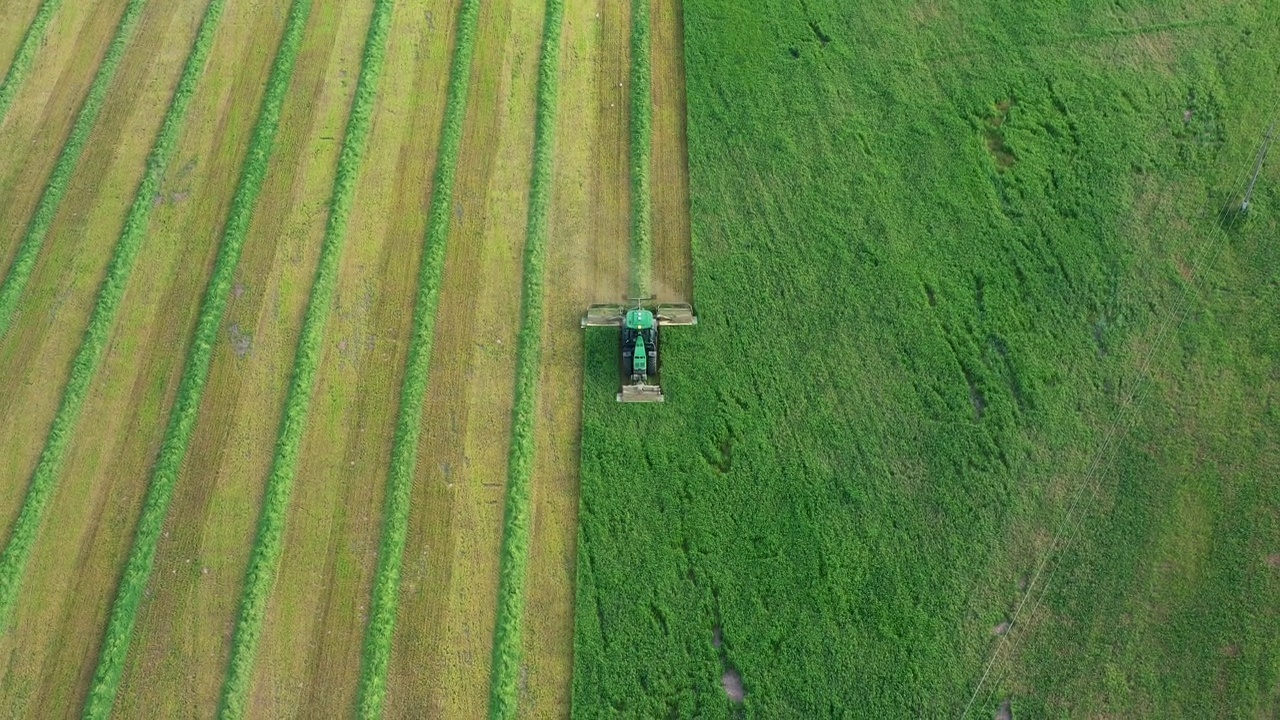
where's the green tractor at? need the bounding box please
[581,298,697,402]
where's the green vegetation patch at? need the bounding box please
[0,0,150,339]
[353,0,481,715]
[573,1,1280,716]
[82,0,314,715]
[0,0,67,123]
[629,0,652,297]
[486,0,563,717]
[217,0,395,716]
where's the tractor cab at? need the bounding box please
[622,308,658,384]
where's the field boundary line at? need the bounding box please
[0,0,67,125]
[351,0,482,715]
[959,109,1278,717]
[214,1,396,716]
[629,0,652,297]
[486,0,564,716]
[78,1,315,715]
[0,0,151,340]
[0,0,225,660]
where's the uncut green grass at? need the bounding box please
[216,1,394,717]
[0,0,149,340]
[80,0,313,715]
[0,0,66,124]
[486,0,563,717]
[572,0,1280,716]
[352,0,480,716]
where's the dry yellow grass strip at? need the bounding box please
[650,0,693,303]
[244,0,458,714]
[379,0,543,716]
[109,1,364,714]
[519,0,633,716]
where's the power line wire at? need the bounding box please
[959,106,1279,718]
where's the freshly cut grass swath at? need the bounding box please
[0,0,225,647]
[486,0,563,716]
[629,0,652,298]
[351,0,481,715]
[80,0,314,715]
[0,0,149,340]
[0,0,66,124]
[216,1,395,717]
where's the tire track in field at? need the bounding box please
[520,0,632,714]
[0,0,125,269]
[109,2,355,716]
[381,1,541,715]
[246,0,459,714]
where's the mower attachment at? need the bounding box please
[619,383,664,403]
[581,304,624,328]
[655,303,697,326]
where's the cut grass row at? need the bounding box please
[215,0,395,716]
[0,0,152,622]
[0,0,149,340]
[629,0,652,298]
[79,0,314,715]
[0,0,223,669]
[0,0,66,124]
[351,0,481,715]
[486,0,564,717]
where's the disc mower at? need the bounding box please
[581,297,696,402]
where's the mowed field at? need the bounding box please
[0,0,692,716]
[13,0,1267,717]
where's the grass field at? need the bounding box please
[0,0,128,278]
[0,0,567,714]
[572,0,1280,716]
[380,1,542,714]
[0,0,1276,716]
[0,0,611,715]
[0,0,209,712]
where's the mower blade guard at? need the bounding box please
[655,303,697,326]
[582,304,624,328]
[618,383,665,402]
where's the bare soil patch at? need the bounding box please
[722,668,745,703]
